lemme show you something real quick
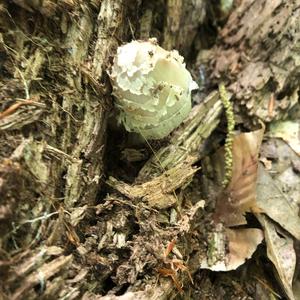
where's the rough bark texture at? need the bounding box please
[0,1,135,298]
[0,0,299,299]
[201,0,300,124]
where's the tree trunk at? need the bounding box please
[0,0,299,299]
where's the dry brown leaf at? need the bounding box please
[257,214,296,300]
[269,120,300,156]
[201,128,265,272]
[200,227,264,271]
[256,164,300,240]
[214,127,265,226]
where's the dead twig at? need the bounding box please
[0,98,43,120]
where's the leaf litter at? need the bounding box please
[103,110,300,298]
[200,124,300,299]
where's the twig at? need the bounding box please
[0,100,36,120]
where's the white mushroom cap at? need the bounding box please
[109,39,198,139]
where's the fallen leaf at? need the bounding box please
[259,138,300,208]
[200,227,264,271]
[276,166,300,211]
[256,164,300,240]
[269,120,300,156]
[214,127,265,226]
[200,128,266,272]
[226,228,264,271]
[257,214,296,300]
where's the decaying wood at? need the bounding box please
[139,0,206,57]
[202,0,300,124]
[138,91,222,180]
[108,157,199,209]
[1,0,299,299]
[0,0,138,298]
[162,0,206,56]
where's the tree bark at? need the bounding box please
[0,0,299,299]
[0,1,136,298]
[202,0,300,124]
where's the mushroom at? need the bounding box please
[109,38,198,139]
